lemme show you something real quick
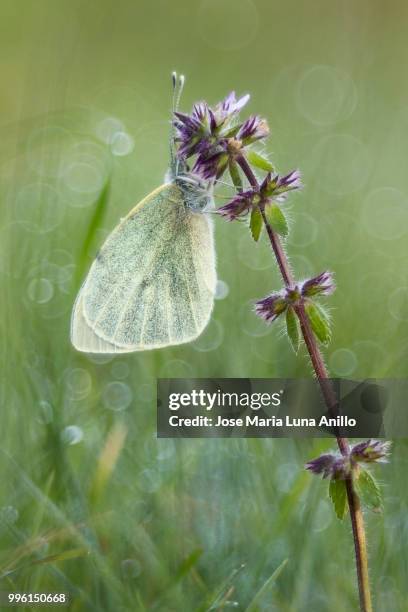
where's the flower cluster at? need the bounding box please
[305,453,349,480]
[174,92,269,179]
[306,439,391,481]
[350,439,391,464]
[255,271,335,324]
[217,170,302,221]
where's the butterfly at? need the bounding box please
[71,73,216,353]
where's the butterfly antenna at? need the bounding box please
[170,71,185,176]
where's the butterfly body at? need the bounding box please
[71,180,216,353]
[71,73,217,354]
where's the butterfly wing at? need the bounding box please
[71,183,216,353]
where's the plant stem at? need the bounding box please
[237,154,373,612]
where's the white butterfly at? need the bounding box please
[71,74,216,353]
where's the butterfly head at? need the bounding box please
[176,172,214,212]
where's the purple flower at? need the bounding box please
[301,271,336,298]
[254,272,335,326]
[260,170,302,201]
[305,453,348,479]
[174,102,214,158]
[254,285,303,324]
[193,141,230,180]
[254,291,288,323]
[174,91,259,179]
[215,91,250,122]
[216,190,256,221]
[237,115,270,144]
[351,440,392,464]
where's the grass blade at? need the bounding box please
[245,559,288,611]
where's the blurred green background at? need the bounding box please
[1,0,408,610]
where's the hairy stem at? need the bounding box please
[236,153,372,612]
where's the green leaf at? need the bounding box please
[175,548,203,581]
[355,468,383,513]
[264,202,288,236]
[250,206,263,242]
[304,301,331,345]
[246,150,274,172]
[229,159,243,192]
[75,180,111,288]
[329,479,347,520]
[286,307,300,353]
[245,559,288,611]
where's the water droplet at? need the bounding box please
[57,263,76,294]
[329,348,357,376]
[288,213,318,247]
[215,279,229,300]
[111,132,134,156]
[61,425,83,445]
[159,359,194,378]
[389,287,408,321]
[96,117,125,144]
[27,278,54,304]
[102,381,132,411]
[111,361,130,380]
[240,301,272,338]
[15,183,64,233]
[48,248,73,267]
[296,65,357,125]
[36,400,53,424]
[352,340,388,377]
[362,187,408,241]
[64,368,92,400]
[63,161,105,194]
[60,141,110,207]
[192,319,224,352]
[252,335,281,366]
[289,254,314,278]
[87,353,115,365]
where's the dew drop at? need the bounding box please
[192,319,224,352]
[296,65,357,126]
[15,183,64,233]
[111,361,130,380]
[111,132,134,156]
[61,425,84,445]
[36,400,53,424]
[27,278,54,304]
[64,368,92,400]
[329,348,358,376]
[102,381,132,411]
[96,117,125,144]
[215,279,229,300]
